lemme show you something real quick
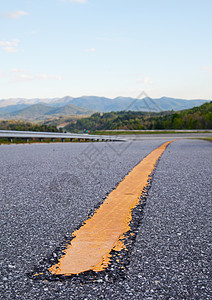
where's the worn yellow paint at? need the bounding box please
[49,141,172,275]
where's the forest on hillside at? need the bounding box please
[0,102,211,133]
[64,101,212,132]
[0,120,60,132]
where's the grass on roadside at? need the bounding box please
[93,130,212,135]
[195,137,212,142]
[0,138,93,145]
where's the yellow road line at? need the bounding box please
[49,141,173,275]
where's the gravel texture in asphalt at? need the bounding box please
[0,139,211,299]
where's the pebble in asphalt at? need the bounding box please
[0,139,211,299]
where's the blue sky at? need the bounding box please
[0,0,211,100]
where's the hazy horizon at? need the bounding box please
[0,95,210,102]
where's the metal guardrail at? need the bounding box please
[0,130,126,142]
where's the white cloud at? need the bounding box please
[85,48,96,52]
[10,68,28,73]
[36,74,62,81]
[29,30,38,35]
[61,0,88,3]
[5,10,29,19]
[202,66,212,74]
[0,39,19,47]
[0,39,20,53]
[136,77,153,84]
[2,47,18,53]
[0,70,6,77]
[14,74,34,81]
[1,69,62,82]
[10,70,62,82]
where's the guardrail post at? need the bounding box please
[61,138,65,142]
[51,138,54,142]
[9,138,13,143]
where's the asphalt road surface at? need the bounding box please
[0,139,211,299]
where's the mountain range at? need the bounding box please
[0,96,209,121]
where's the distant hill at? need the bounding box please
[64,101,212,132]
[0,103,30,114]
[50,96,74,107]
[58,96,209,112]
[0,103,93,121]
[0,97,59,107]
[45,103,90,116]
[0,96,209,115]
[9,104,54,119]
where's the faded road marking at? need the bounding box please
[49,141,173,275]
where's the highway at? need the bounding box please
[0,130,125,142]
[0,130,211,143]
[0,139,211,299]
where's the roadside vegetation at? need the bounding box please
[94,130,211,135]
[0,102,211,136]
[0,138,90,145]
[195,137,212,142]
[0,120,60,132]
[64,101,212,132]
[41,115,91,128]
